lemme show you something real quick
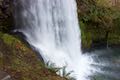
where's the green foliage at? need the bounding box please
[78,0,120,49]
[45,62,76,80]
[80,21,92,48]
[61,66,75,80]
[45,61,61,73]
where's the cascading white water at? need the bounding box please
[14,0,93,80]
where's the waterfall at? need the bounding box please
[14,0,93,80]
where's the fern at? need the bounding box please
[45,61,76,80]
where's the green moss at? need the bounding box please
[0,33,28,53]
[0,32,66,80]
[1,34,16,45]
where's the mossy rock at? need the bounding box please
[0,32,66,80]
